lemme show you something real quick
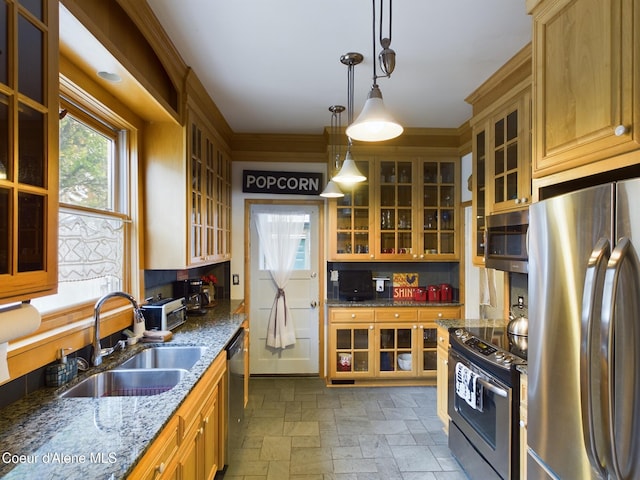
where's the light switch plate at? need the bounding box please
[330,270,339,282]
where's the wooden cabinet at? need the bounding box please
[519,371,528,480]
[529,0,640,177]
[487,91,532,213]
[144,106,232,269]
[328,155,459,261]
[330,158,374,260]
[328,306,459,384]
[0,0,59,303]
[471,125,487,266]
[436,325,449,431]
[467,44,532,265]
[128,351,226,480]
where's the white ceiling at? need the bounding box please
[146,0,532,135]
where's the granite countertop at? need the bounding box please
[0,299,245,480]
[326,299,463,308]
[434,318,508,329]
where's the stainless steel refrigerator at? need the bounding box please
[528,180,640,480]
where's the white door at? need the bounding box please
[249,204,320,374]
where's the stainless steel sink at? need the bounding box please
[115,346,207,370]
[59,368,188,398]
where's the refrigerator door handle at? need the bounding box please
[601,236,632,480]
[580,237,610,477]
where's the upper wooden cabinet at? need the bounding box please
[0,0,59,303]
[529,0,640,177]
[466,45,532,266]
[144,105,232,270]
[328,154,459,261]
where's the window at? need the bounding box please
[257,213,311,271]
[31,98,131,313]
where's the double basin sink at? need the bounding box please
[60,346,207,398]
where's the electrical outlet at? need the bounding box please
[330,270,339,282]
[232,274,240,285]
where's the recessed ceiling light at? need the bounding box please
[97,71,122,83]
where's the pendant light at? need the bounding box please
[320,106,345,198]
[333,53,367,185]
[346,0,403,142]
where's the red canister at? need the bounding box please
[439,283,452,302]
[427,285,440,302]
[413,288,427,302]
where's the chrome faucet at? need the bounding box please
[92,291,143,366]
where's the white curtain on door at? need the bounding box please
[254,211,306,349]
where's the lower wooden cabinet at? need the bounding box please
[128,351,227,480]
[328,306,459,385]
[436,325,449,431]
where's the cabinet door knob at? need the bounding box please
[156,462,166,474]
[369,325,374,330]
[615,124,628,136]
[413,325,418,329]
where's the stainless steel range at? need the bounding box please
[448,325,526,480]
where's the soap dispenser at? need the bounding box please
[45,348,79,387]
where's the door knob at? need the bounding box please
[310,301,318,308]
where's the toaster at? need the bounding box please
[141,297,186,331]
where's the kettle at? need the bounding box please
[508,297,528,351]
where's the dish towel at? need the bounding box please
[455,362,483,411]
[479,267,497,307]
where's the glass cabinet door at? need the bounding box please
[334,161,372,258]
[378,160,413,257]
[0,1,58,301]
[376,324,415,376]
[492,108,519,206]
[421,160,457,257]
[472,127,487,265]
[330,324,374,376]
[418,325,438,377]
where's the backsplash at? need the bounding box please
[327,262,460,302]
[143,262,230,303]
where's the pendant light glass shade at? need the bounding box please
[333,150,366,184]
[320,179,344,198]
[346,85,403,141]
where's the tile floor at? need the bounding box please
[223,376,468,480]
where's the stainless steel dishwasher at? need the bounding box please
[226,328,245,455]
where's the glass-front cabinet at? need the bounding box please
[420,159,457,259]
[471,125,487,266]
[332,160,373,259]
[328,309,375,378]
[0,1,59,302]
[376,324,415,377]
[328,155,459,261]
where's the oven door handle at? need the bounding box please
[476,377,508,398]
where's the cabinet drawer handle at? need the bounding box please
[394,313,399,318]
[351,313,356,318]
[156,462,166,474]
[438,312,443,317]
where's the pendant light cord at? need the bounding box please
[373,0,393,83]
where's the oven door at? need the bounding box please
[448,349,512,479]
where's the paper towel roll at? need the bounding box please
[0,303,42,383]
[0,303,41,343]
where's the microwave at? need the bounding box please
[141,297,186,331]
[485,209,529,273]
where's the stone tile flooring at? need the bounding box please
[223,376,468,480]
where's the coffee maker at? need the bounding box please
[173,279,207,315]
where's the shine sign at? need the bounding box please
[242,170,323,195]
